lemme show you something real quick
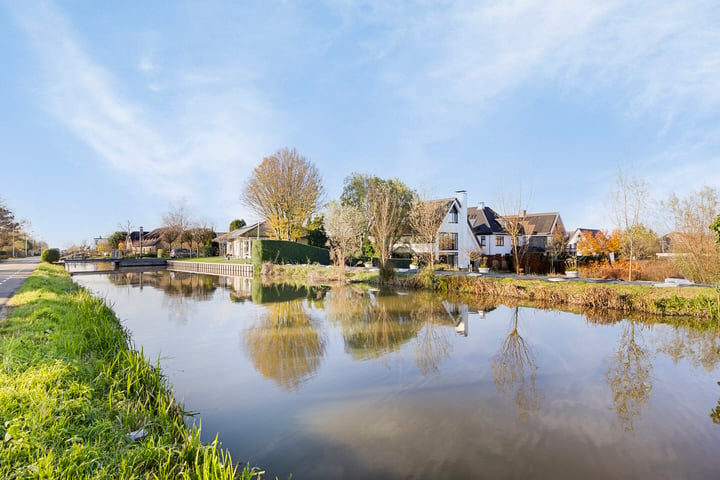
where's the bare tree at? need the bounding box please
[242,147,324,241]
[408,194,447,270]
[367,180,414,267]
[341,173,414,266]
[496,188,531,274]
[118,220,133,254]
[162,203,192,250]
[611,169,649,281]
[325,200,364,275]
[663,186,720,284]
[189,219,215,257]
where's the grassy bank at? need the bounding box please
[397,272,720,320]
[0,264,262,479]
[252,264,719,321]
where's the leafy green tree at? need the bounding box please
[229,218,246,231]
[108,231,126,250]
[341,173,414,266]
[306,215,328,248]
[620,224,659,262]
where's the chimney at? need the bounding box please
[478,202,485,210]
[522,209,527,218]
[456,190,467,208]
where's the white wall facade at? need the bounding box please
[476,233,513,256]
[435,191,479,269]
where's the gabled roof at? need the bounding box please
[224,221,272,240]
[571,228,601,238]
[503,212,561,236]
[468,206,507,235]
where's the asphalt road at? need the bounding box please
[0,256,40,320]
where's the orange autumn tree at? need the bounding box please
[577,230,620,257]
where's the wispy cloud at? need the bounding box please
[8,1,280,224]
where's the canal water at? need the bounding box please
[73,270,720,479]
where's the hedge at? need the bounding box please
[252,240,330,266]
[371,257,412,269]
[41,248,60,263]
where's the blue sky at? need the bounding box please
[2,0,719,248]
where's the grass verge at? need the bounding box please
[0,263,263,479]
[397,273,720,320]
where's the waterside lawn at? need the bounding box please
[0,263,263,479]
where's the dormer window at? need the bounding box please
[449,205,458,223]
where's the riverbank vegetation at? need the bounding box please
[0,264,262,479]
[397,271,720,320]
[248,263,720,321]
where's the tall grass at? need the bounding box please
[0,264,264,479]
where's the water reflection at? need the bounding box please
[244,300,327,391]
[71,271,720,479]
[653,326,720,372]
[491,306,540,420]
[606,321,653,432]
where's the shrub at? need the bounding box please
[41,248,60,263]
[251,240,330,267]
[371,257,412,268]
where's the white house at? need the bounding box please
[403,190,480,269]
[567,228,601,256]
[216,221,272,259]
[467,203,513,256]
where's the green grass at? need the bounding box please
[0,264,265,479]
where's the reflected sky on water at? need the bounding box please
[74,270,720,479]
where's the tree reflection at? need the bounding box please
[654,326,720,372]
[412,295,454,375]
[491,306,539,420]
[606,321,652,432]
[244,300,326,391]
[712,382,720,426]
[328,289,427,363]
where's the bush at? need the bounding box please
[371,257,412,268]
[252,240,330,267]
[41,248,60,263]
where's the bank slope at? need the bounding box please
[0,263,262,479]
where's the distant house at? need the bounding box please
[126,229,162,255]
[217,221,310,259]
[658,231,686,257]
[567,228,601,256]
[501,211,566,252]
[467,203,513,256]
[401,190,480,269]
[216,221,273,259]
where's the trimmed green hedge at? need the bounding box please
[371,257,412,269]
[252,240,330,266]
[41,248,60,263]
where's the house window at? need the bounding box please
[439,232,458,251]
[439,254,457,267]
[448,205,458,223]
[496,236,504,247]
[480,236,486,247]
